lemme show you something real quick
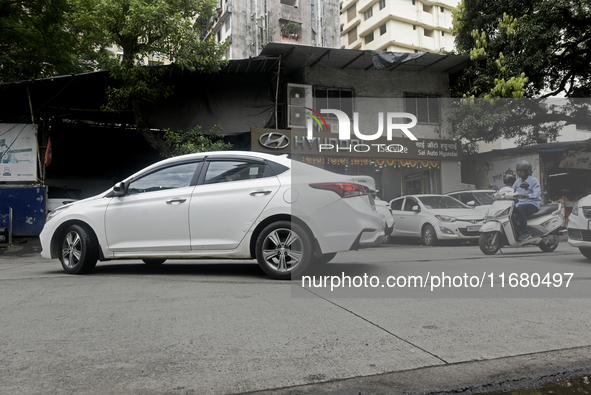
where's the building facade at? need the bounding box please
[341,0,457,53]
[204,0,341,59]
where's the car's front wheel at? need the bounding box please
[256,221,313,280]
[422,224,438,246]
[59,224,98,274]
[580,248,591,260]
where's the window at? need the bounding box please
[413,25,416,30]
[281,0,298,6]
[380,23,387,35]
[363,7,373,20]
[225,18,231,32]
[128,163,200,194]
[422,4,432,13]
[403,197,419,211]
[442,31,445,36]
[391,198,403,211]
[440,6,444,12]
[379,0,386,10]
[405,94,441,124]
[204,161,269,184]
[424,29,434,37]
[314,87,354,120]
[348,27,358,44]
[365,32,374,44]
[347,4,356,22]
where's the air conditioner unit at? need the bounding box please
[287,83,313,128]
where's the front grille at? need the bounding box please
[584,230,591,242]
[582,207,591,219]
[459,228,480,237]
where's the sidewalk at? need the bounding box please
[0,237,42,258]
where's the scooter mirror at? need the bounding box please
[520,182,530,189]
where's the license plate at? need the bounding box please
[467,225,481,232]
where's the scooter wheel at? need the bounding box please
[538,235,559,252]
[479,231,501,255]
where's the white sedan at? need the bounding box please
[389,194,485,246]
[39,151,385,279]
[567,193,591,260]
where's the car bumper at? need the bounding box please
[39,223,55,259]
[567,213,591,248]
[436,224,482,240]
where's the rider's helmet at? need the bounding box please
[503,173,516,186]
[515,160,533,176]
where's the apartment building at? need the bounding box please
[203,0,341,59]
[341,0,457,53]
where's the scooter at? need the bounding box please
[479,186,564,255]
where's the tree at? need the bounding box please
[67,0,228,155]
[162,124,232,157]
[0,0,91,82]
[450,0,591,152]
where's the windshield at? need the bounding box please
[418,196,469,209]
[472,192,495,205]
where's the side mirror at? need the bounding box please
[112,181,128,197]
[412,205,420,212]
[520,182,530,189]
[466,200,476,207]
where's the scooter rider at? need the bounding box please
[512,160,541,240]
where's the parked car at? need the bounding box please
[39,151,385,279]
[567,193,591,260]
[47,187,86,213]
[444,190,496,216]
[389,194,485,245]
[350,175,394,243]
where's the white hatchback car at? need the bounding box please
[567,193,591,260]
[40,151,385,279]
[389,194,485,246]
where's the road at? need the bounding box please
[1,239,591,395]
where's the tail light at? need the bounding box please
[309,183,370,198]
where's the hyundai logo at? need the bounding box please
[471,220,477,224]
[259,132,290,150]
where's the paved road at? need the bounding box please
[1,239,591,394]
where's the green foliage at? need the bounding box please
[162,124,232,158]
[67,0,228,113]
[450,0,591,152]
[0,0,92,82]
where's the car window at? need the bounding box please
[473,192,495,205]
[127,162,200,194]
[204,161,268,184]
[391,198,403,211]
[419,196,468,209]
[403,198,418,211]
[457,193,474,205]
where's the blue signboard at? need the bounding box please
[0,186,46,236]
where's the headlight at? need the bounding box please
[436,215,457,222]
[571,202,579,216]
[46,205,69,223]
[486,207,511,220]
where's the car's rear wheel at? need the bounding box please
[256,221,313,280]
[59,224,98,274]
[142,258,166,265]
[422,224,438,246]
[538,235,559,252]
[580,248,591,260]
[479,231,501,255]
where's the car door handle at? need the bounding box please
[250,190,272,196]
[166,198,187,204]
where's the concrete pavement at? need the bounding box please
[1,239,591,394]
